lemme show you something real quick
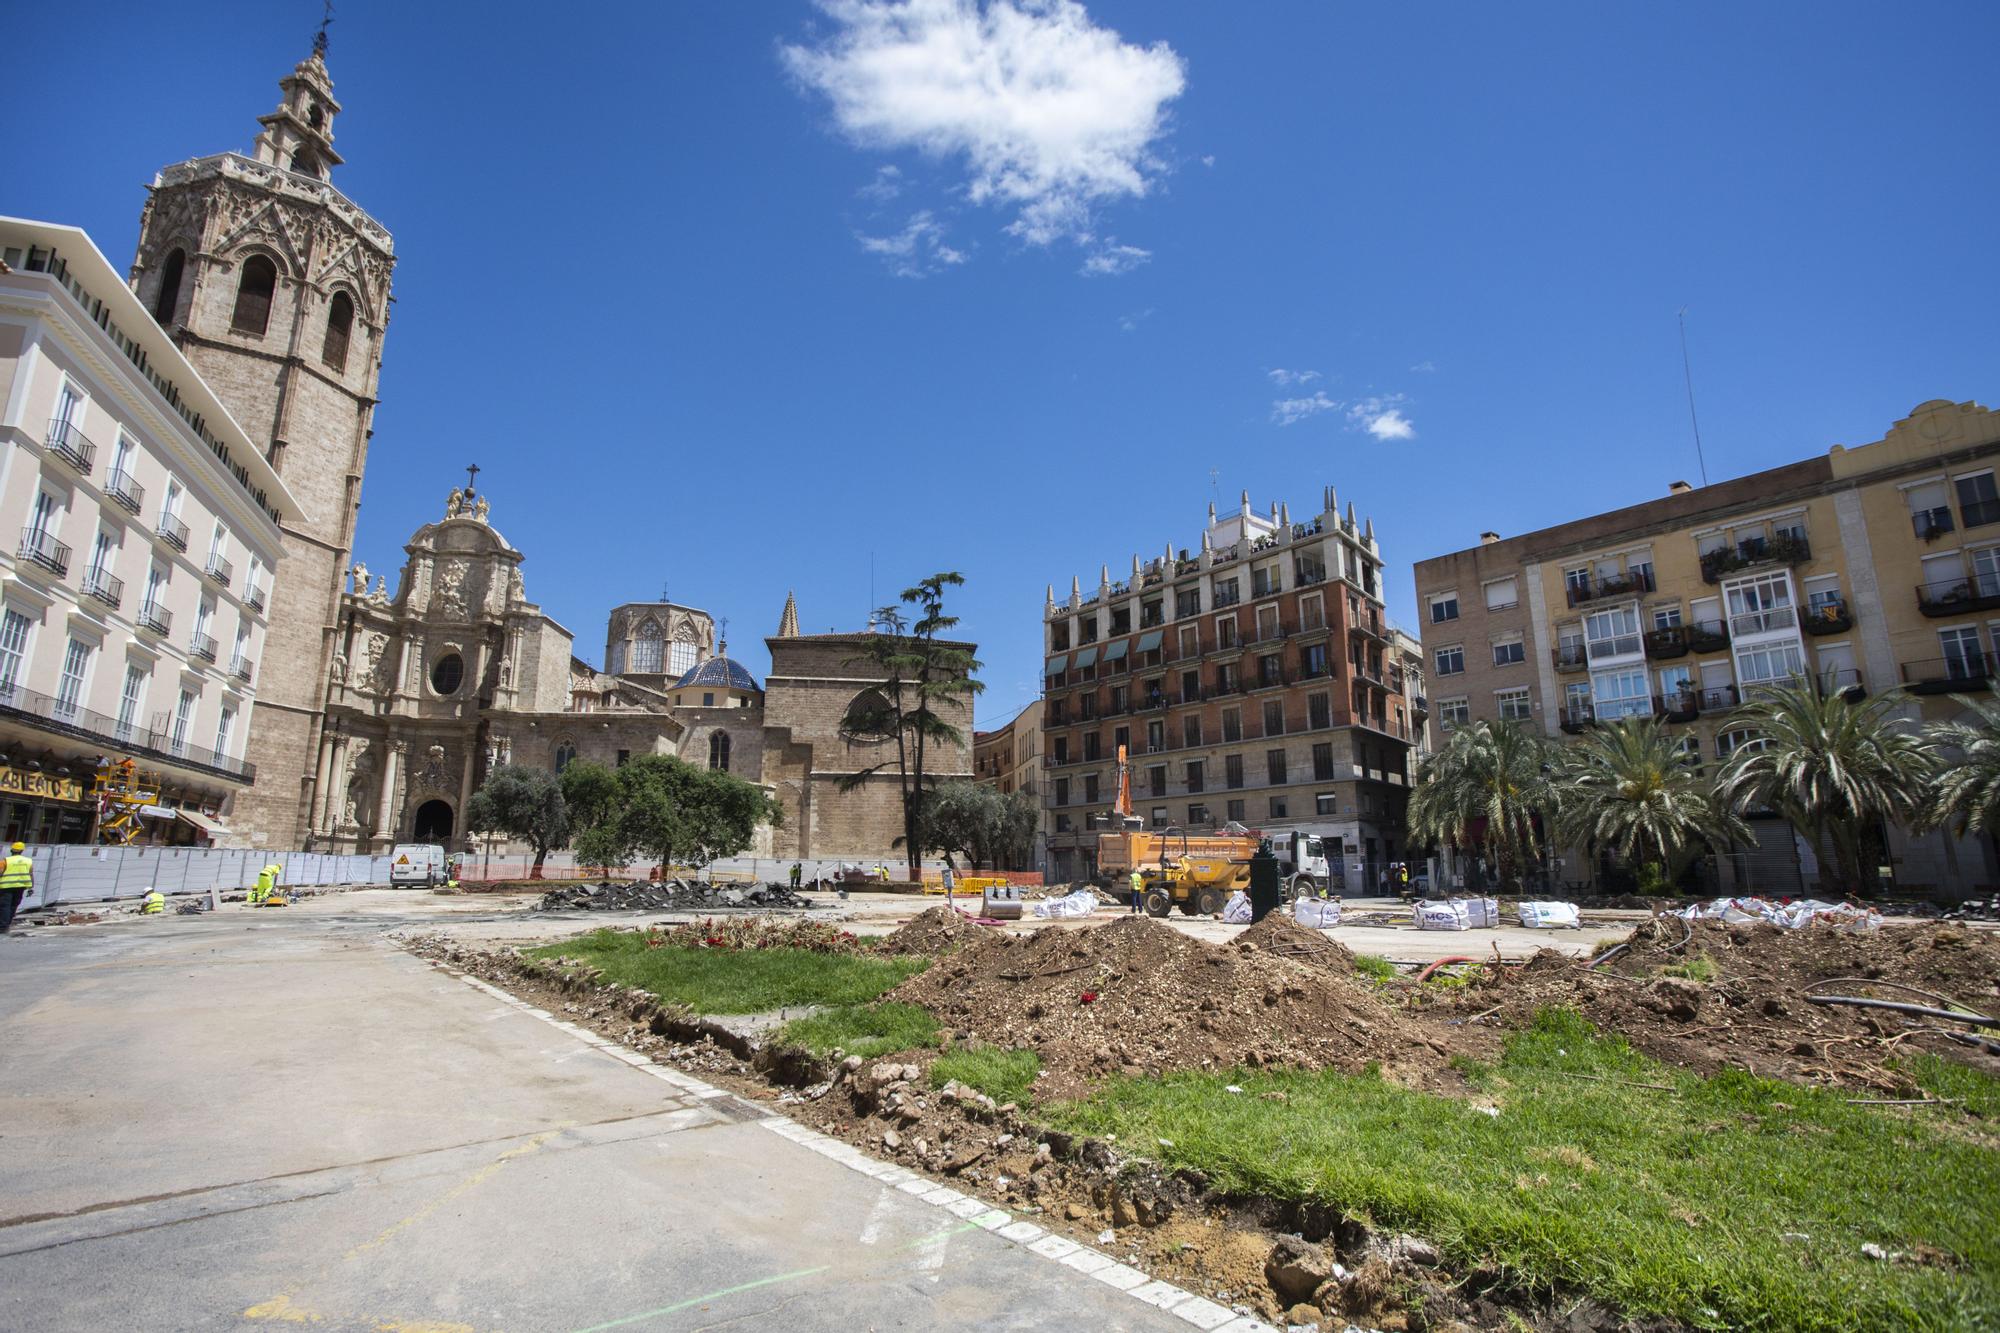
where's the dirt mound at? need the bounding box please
[889,914,1447,1098]
[1462,916,2000,1090]
[876,905,984,955]
[1233,913,1358,973]
[534,880,815,912]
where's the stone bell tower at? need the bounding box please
[128,33,396,848]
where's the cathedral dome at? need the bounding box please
[675,653,759,693]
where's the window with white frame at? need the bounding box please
[116,664,147,741]
[1658,663,1693,697]
[1974,546,2000,598]
[26,489,58,543]
[1737,641,1806,687]
[1590,667,1650,719]
[1939,625,1984,678]
[1438,697,1470,728]
[1434,644,1464,676]
[1428,591,1459,623]
[1651,604,1682,630]
[1564,679,1592,717]
[54,637,93,720]
[170,689,195,753]
[245,557,264,604]
[1959,471,2000,529]
[1718,728,1765,760]
[0,609,30,702]
[214,705,235,758]
[1491,634,1525,667]
[1484,577,1519,610]
[53,377,84,432]
[1725,572,1794,636]
[1803,573,1842,614]
[1908,478,1954,537]
[1496,687,1532,721]
[1584,605,1641,659]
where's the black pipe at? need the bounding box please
[1804,995,1999,1029]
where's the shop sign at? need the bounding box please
[0,766,85,803]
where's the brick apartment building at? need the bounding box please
[1413,397,2000,897]
[1041,490,1421,886]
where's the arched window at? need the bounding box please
[669,630,698,677]
[708,730,731,772]
[553,742,577,772]
[321,291,353,371]
[841,688,896,744]
[231,255,277,335]
[633,619,664,673]
[152,249,185,326]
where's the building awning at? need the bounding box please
[1135,629,1164,654]
[1045,653,1068,676]
[1102,639,1129,660]
[176,809,231,840]
[1073,646,1099,668]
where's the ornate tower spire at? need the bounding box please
[777,590,800,638]
[252,40,344,181]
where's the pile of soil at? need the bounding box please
[534,879,815,913]
[888,914,1458,1098]
[1460,916,2000,1091]
[875,904,985,955]
[1232,913,1360,972]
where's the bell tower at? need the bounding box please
[128,35,396,849]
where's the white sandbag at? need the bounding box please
[1222,890,1253,923]
[1416,899,1470,931]
[1030,889,1100,919]
[1517,900,1581,929]
[1461,896,1502,928]
[1293,896,1342,928]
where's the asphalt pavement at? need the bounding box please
[0,904,1208,1332]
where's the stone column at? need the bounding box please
[456,744,477,847]
[377,740,406,845]
[310,732,338,834]
[397,636,419,696]
[319,735,351,834]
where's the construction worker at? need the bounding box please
[876,862,889,884]
[1129,867,1145,915]
[789,862,802,890]
[250,861,275,906]
[141,888,166,915]
[0,842,31,934]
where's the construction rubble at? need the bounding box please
[533,879,816,913]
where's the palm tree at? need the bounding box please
[1918,695,2000,841]
[1553,718,1747,885]
[1408,719,1560,889]
[1714,680,1935,895]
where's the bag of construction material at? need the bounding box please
[1517,900,1581,929]
[1461,896,1501,928]
[1416,899,1471,930]
[1293,896,1342,928]
[1030,889,1100,920]
[1778,899,1884,932]
[1222,890,1253,923]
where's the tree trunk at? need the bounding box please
[531,846,546,879]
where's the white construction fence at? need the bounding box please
[16,845,395,909]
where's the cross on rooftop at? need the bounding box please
[464,463,480,495]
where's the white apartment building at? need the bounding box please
[0,217,294,845]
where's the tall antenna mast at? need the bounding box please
[1677,307,1710,488]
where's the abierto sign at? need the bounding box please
[0,766,85,804]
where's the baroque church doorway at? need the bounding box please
[413,799,455,842]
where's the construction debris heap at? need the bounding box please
[535,880,816,913]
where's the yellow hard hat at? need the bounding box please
[9,842,22,853]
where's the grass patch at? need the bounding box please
[1661,954,1718,982]
[1049,1007,2000,1331]
[528,928,926,1014]
[776,1002,939,1060]
[1353,954,1398,982]
[932,1045,1040,1105]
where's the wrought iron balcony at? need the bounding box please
[1801,599,1852,635]
[138,600,173,635]
[0,682,253,781]
[157,512,189,551]
[1643,626,1689,659]
[46,417,96,474]
[191,631,218,662]
[83,565,124,609]
[1558,704,1596,733]
[245,583,266,613]
[106,467,145,514]
[204,555,234,588]
[1565,567,1655,607]
[1917,577,2000,618]
[18,526,70,577]
[232,655,256,684]
[1686,619,1730,653]
[1695,684,1740,712]
[1902,654,1992,695]
[1656,691,1700,723]
[1552,644,1588,673]
[1701,533,1811,583]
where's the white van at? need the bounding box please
[389,843,447,888]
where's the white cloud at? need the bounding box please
[857,164,904,202]
[1081,242,1150,276]
[1118,307,1154,332]
[1267,368,1321,386]
[1271,391,1340,426]
[783,0,1187,247]
[1347,394,1415,440]
[1408,359,1436,373]
[1200,153,1215,167]
[856,210,968,277]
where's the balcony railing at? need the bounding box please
[1801,599,1852,635]
[1917,577,2000,618]
[245,583,266,613]
[231,655,256,684]
[1656,691,1699,723]
[46,417,96,475]
[1687,619,1730,653]
[1552,645,1588,673]
[1963,499,2000,530]
[1701,533,1812,583]
[18,526,70,577]
[1902,653,1993,695]
[83,565,124,609]
[1643,626,1689,659]
[157,513,189,551]
[204,555,234,588]
[1913,507,1955,541]
[1586,632,1643,661]
[1730,605,1798,637]
[1559,704,1597,733]
[191,632,218,662]
[1695,684,1740,712]
[138,600,173,635]
[0,683,254,781]
[1565,567,1655,607]
[106,467,145,514]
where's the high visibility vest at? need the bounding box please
[255,866,275,892]
[0,854,32,893]
[1130,871,1145,892]
[142,892,165,914]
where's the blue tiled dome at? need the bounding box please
[675,653,760,692]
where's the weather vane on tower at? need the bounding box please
[314,0,334,58]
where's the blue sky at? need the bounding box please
[9,1,1996,729]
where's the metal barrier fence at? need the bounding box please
[453,853,1045,888]
[16,845,394,909]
